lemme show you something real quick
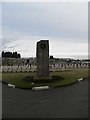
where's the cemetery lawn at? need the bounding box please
[2,69,88,89]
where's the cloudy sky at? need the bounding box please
[1,0,89,59]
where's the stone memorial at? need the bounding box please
[35,40,50,79]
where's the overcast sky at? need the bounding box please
[1,1,88,59]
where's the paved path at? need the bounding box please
[2,79,88,118]
[0,82,2,120]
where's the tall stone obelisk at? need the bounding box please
[36,40,49,78]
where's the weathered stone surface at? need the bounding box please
[36,40,49,78]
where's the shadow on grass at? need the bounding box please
[22,75,64,83]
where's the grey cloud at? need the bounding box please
[1,2,88,58]
[2,2,88,40]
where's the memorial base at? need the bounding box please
[34,75,52,82]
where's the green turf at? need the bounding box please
[1,69,88,89]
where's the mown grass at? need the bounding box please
[49,69,88,87]
[1,69,89,89]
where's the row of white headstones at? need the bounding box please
[0,63,89,72]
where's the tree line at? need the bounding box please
[2,51,21,58]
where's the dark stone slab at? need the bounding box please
[36,40,49,78]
